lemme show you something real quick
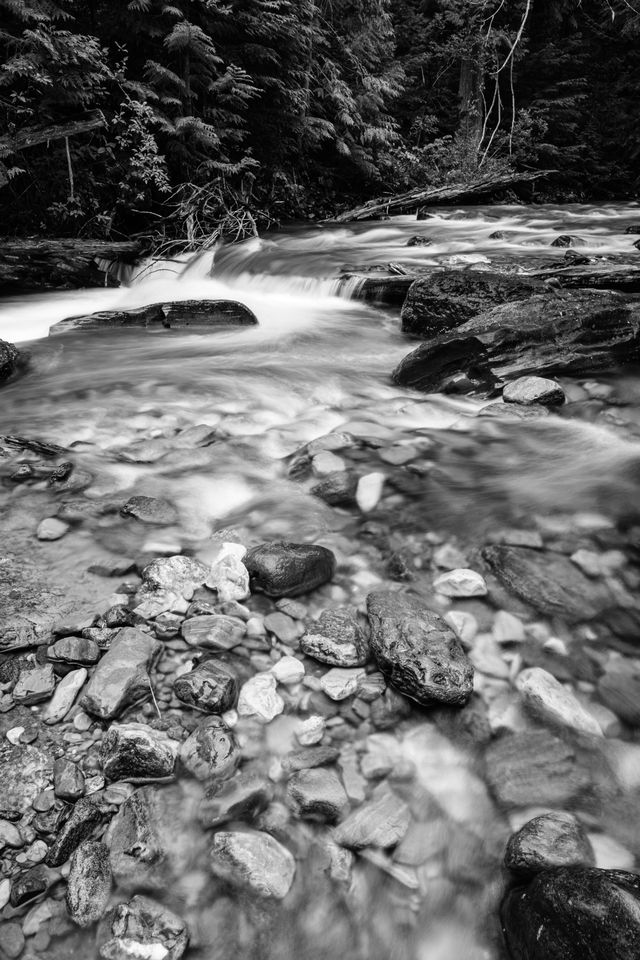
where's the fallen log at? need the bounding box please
[49,300,258,334]
[529,263,640,294]
[331,170,556,222]
[0,111,105,154]
[0,239,143,292]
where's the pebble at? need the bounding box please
[121,495,178,524]
[181,614,245,650]
[0,819,24,849]
[0,922,24,958]
[493,610,526,643]
[571,548,625,578]
[44,668,88,724]
[356,472,385,512]
[13,663,56,705]
[444,611,478,646]
[49,636,100,664]
[271,655,305,685]
[174,659,238,713]
[81,627,160,721]
[320,668,364,701]
[210,830,295,899]
[301,607,369,667]
[502,376,565,406]
[312,451,345,475]
[276,598,308,620]
[36,517,69,540]
[237,672,285,722]
[264,612,300,645]
[53,758,85,801]
[433,568,487,597]
[515,667,603,737]
[244,541,336,598]
[180,716,239,781]
[66,840,112,927]
[505,812,595,875]
[101,723,179,781]
[0,878,10,909]
[296,715,325,746]
[287,767,349,823]
[102,895,188,960]
[333,790,410,849]
[206,542,250,602]
[588,832,636,871]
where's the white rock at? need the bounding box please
[433,568,487,597]
[6,727,24,745]
[221,709,238,728]
[312,451,345,475]
[444,611,478,647]
[502,376,565,406]
[571,548,625,578]
[543,637,569,656]
[206,542,250,603]
[0,878,10,910]
[356,472,385,513]
[515,667,603,737]
[588,833,635,870]
[607,740,640,792]
[237,673,284,723]
[469,634,510,679]
[493,610,526,643]
[246,616,266,637]
[433,543,467,570]
[320,667,364,701]
[271,656,305,686]
[296,716,325,746]
[37,517,69,541]
[44,668,87,725]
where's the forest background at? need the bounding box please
[1,0,638,241]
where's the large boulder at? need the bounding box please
[393,290,640,393]
[501,867,640,960]
[50,299,258,334]
[0,339,21,384]
[366,591,473,706]
[401,271,542,339]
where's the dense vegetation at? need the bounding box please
[0,0,638,238]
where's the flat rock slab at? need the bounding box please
[481,545,613,622]
[50,299,258,334]
[81,627,161,720]
[401,271,542,339]
[393,290,640,393]
[501,867,640,960]
[366,591,474,706]
[485,732,591,807]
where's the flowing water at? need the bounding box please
[1,203,640,959]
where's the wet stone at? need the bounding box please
[244,541,336,598]
[81,627,160,721]
[121,495,178,525]
[13,662,56,705]
[9,866,48,906]
[237,672,284,721]
[46,797,107,867]
[53,758,85,801]
[287,767,349,823]
[44,667,87,724]
[311,470,358,506]
[597,664,640,727]
[181,614,245,651]
[433,568,487,598]
[179,716,239,781]
[301,607,370,667]
[37,517,69,541]
[174,660,238,713]
[333,790,411,849]
[206,542,250,603]
[0,922,25,958]
[505,812,595,876]
[100,894,188,960]
[49,636,100,665]
[320,667,364,701]
[366,591,474,707]
[485,731,591,807]
[66,840,112,927]
[501,866,640,960]
[0,744,52,817]
[282,745,341,772]
[515,667,603,737]
[503,375,565,406]
[199,772,274,828]
[210,829,295,899]
[0,818,23,848]
[264,612,299,644]
[101,723,179,781]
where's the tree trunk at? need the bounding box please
[0,111,105,154]
[458,50,484,156]
[0,240,143,293]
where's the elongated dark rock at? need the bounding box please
[366,591,473,706]
[393,290,640,393]
[0,339,21,384]
[501,867,640,960]
[50,299,258,334]
[46,797,107,867]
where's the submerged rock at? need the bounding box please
[243,541,336,597]
[504,812,595,876]
[199,772,273,828]
[174,659,238,713]
[101,723,179,781]
[287,767,349,823]
[400,271,542,339]
[501,867,640,960]
[99,894,189,960]
[481,545,612,622]
[179,717,239,781]
[51,299,258,334]
[393,290,640,393]
[66,840,112,927]
[366,591,474,706]
[515,667,603,737]
[81,628,160,720]
[333,791,410,849]
[301,607,369,667]
[485,731,590,807]
[120,495,178,525]
[210,830,295,899]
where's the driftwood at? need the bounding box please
[332,170,556,222]
[0,111,105,155]
[530,263,640,294]
[0,239,143,292]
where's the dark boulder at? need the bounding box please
[49,299,258,334]
[311,470,358,506]
[366,591,473,706]
[0,340,21,385]
[101,722,178,781]
[243,541,336,598]
[393,290,640,394]
[406,235,432,247]
[551,234,586,247]
[501,867,640,960]
[481,545,613,622]
[625,225,640,234]
[400,271,542,339]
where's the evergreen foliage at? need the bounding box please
[0,0,638,235]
